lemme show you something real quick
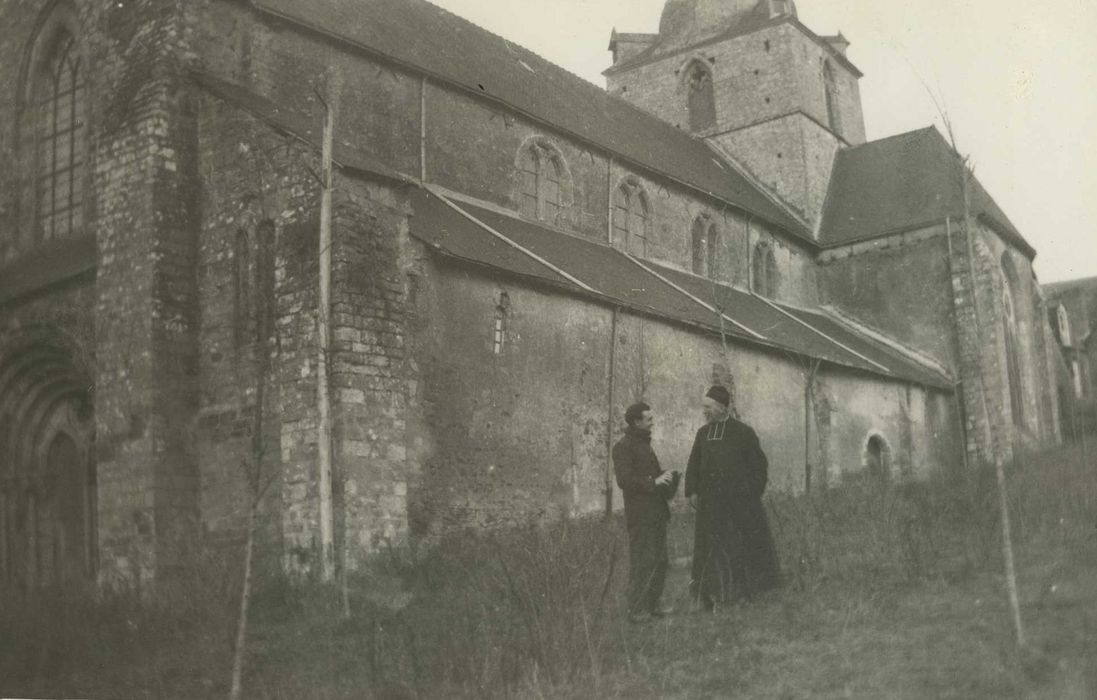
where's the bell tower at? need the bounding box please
[604,0,866,233]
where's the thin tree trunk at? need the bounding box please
[955,142,1026,647]
[230,502,257,700]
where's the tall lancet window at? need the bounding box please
[752,241,780,298]
[517,140,568,224]
[612,179,650,256]
[685,61,716,133]
[36,32,86,242]
[822,60,840,134]
[690,215,717,277]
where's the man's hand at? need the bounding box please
[689,494,699,509]
[655,471,674,486]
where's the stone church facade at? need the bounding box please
[0,0,1062,587]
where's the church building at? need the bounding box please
[0,0,1062,586]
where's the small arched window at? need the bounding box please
[492,291,510,355]
[690,215,717,277]
[35,30,86,242]
[685,61,716,133]
[751,242,780,297]
[612,179,650,256]
[517,141,567,224]
[822,60,840,134]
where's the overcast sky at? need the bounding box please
[429,0,1097,284]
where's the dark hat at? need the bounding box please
[705,385,730,407]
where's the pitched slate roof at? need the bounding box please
[820,127,1035,258]
[1044,274,1097,298]
[408,187,952,389]
[252,0,810,241]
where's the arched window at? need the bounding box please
[517,141,567,224]
[612,179,650,256]
[1000,256,1025,426]
[685,61,716,133]
[690,215,717,276]
[751,242,780,297]
[35,31,86,242]
[822,60,840,134]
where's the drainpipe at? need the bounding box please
[605,306,619,517]
[804,358,820,492]
[317,88,336,582]
[419,76,428,182]
[604,156,617,517]
[745,217,754,290]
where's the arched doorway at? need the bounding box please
[0,329,95,588]
[863,433,891,482]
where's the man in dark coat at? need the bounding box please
[685,386,780,609]
[613,402,678,621]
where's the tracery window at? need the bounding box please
[752,241,780,297]
[36,32,86,242]
[690,215,718,277]
[612,179,650,256]
[517,141,567,224]
[685,61,716,133]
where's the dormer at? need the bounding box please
[608,29,657,67]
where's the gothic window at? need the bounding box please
[1056,304,1072,346]
[36,32,86,242]
[752,241,780,297]
[690,216,717,277]
[822,60,840,134]
[612,179,650,256]
[685,61,716,133]
[517,141,567,224]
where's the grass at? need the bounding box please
[1,444,1095,698]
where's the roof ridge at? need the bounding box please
[1045,274,1097,291]
[842,125,936,153]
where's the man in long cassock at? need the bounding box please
[685,385,780,609]
[613,402,678,622]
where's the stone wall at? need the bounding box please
[0,0,202,584]
[818,226,958,370]
[408,255,951,532]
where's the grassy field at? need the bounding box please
[2,445,1095,699]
